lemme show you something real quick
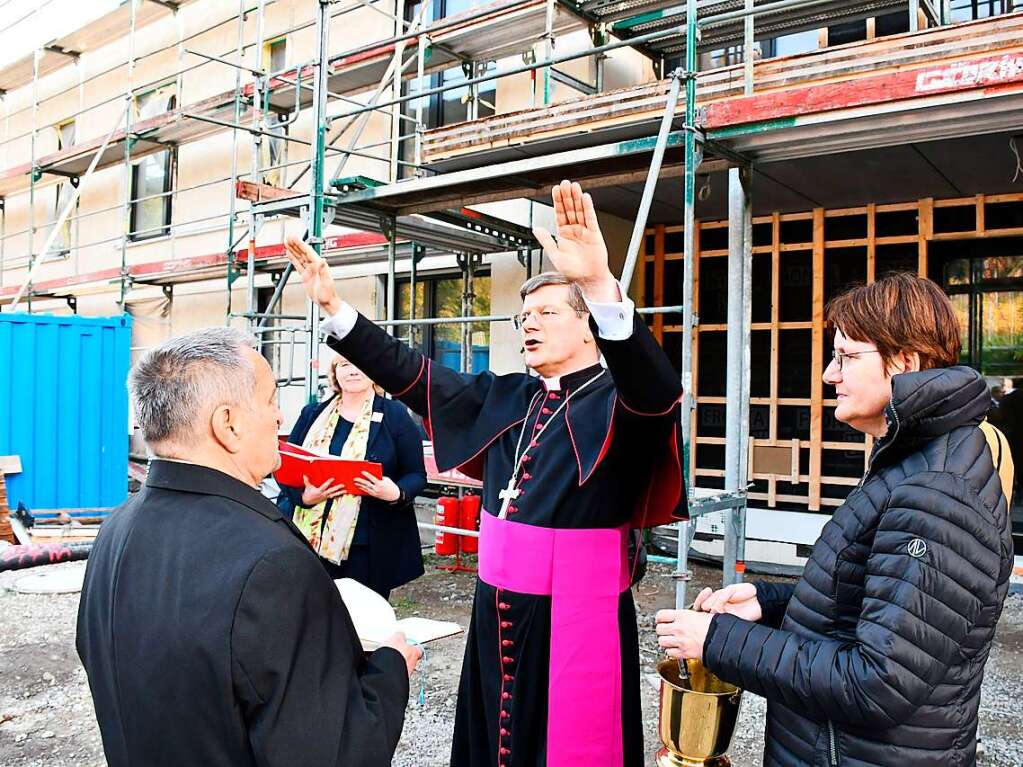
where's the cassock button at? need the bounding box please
[522,454,532,462]
[501,747,511,756]
[521,473,531,481]
[529,440,538,448]
[502,656,515,664]
[541,407,552,415]
[506,506,518,514]
[503,674,514,682]
[501,621,513,629]
[499,602,511,611]
[502,639,514,647]
[502,692,512,700]
[500,728,510,737]
[501,710,510,719]
[549,392,560,400]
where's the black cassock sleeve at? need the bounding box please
[326,313,535,478]
[231,545,409,767]
[592,312,688,528]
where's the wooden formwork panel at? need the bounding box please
[645,190,1023,513]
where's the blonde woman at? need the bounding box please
[277,355,427,598]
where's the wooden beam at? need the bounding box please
[769,212,780,508]
[690,221,702,488]
[919,197,933,278]
[866,202,876,284]
[653,225,665,343]
[809,208,825,512]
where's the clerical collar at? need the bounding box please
[543,362,605,392]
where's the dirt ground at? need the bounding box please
[2,555,1022,766]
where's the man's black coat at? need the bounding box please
[76,460,409,767]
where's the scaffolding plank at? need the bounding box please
[235,180,533,253]
[264,0,585,111]
[607,0,931,58]
[0,232,395,303]
[0,0,199,93]
[421,15,1023,164]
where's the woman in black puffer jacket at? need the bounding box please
[656,273,1014,767]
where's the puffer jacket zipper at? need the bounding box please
[827,721,839,766]
[860,400,902,487]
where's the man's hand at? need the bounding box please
[284,235,342,315]
[655,609,713,661]
[532,180,619,302]
[380,631,423,676]
[691,583,763,623]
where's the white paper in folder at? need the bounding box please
[335,578,463,651]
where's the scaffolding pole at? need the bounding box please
[621,69,684,294]
[723,164,752,587]
[676,0,700,610]
[306,0,331,404]
[247,0,268,329]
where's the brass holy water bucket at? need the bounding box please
[655,658,743,767]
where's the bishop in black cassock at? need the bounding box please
[286,180,688,767]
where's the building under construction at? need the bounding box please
[0,0,1021,579]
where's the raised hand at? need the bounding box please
[532,180,620,302]
[284,235,342,315]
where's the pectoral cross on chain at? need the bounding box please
[497,477,521,520]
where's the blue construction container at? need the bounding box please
[0,313,132,512]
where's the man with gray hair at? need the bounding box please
[286,179,688,766]
[76,327,419,767]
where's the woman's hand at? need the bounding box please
[352,471,401,502]
[691,583,763,622]
[655,609,714,660]
[301,475,347,507]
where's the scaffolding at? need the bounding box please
[0,0,1018,603]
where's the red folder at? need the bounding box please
[275,440,383,495]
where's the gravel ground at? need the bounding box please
[1,557,1021,766]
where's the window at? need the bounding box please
[397,273,491,373]
[950,0,1016,21]
[942,252,1023,376]
[399,0,496,177]
[130,84,177,240]
[262,38,289,186]
[46,119,76,258]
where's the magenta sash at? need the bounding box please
[478,512,630,766]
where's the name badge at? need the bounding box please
[371,412,384,423]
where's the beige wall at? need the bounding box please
[0,0,652,429]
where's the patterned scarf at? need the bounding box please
[292,393,374,564]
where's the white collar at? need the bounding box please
[542,374,561,390]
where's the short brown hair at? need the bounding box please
[519,272,588,314]
[826,272,960,372]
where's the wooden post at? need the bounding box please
[0,473,12,544]
[809,209,825,512]
[866,202,876,283]
[654,224,666,343]
[769,212,780,507]
[919,198,933,277]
